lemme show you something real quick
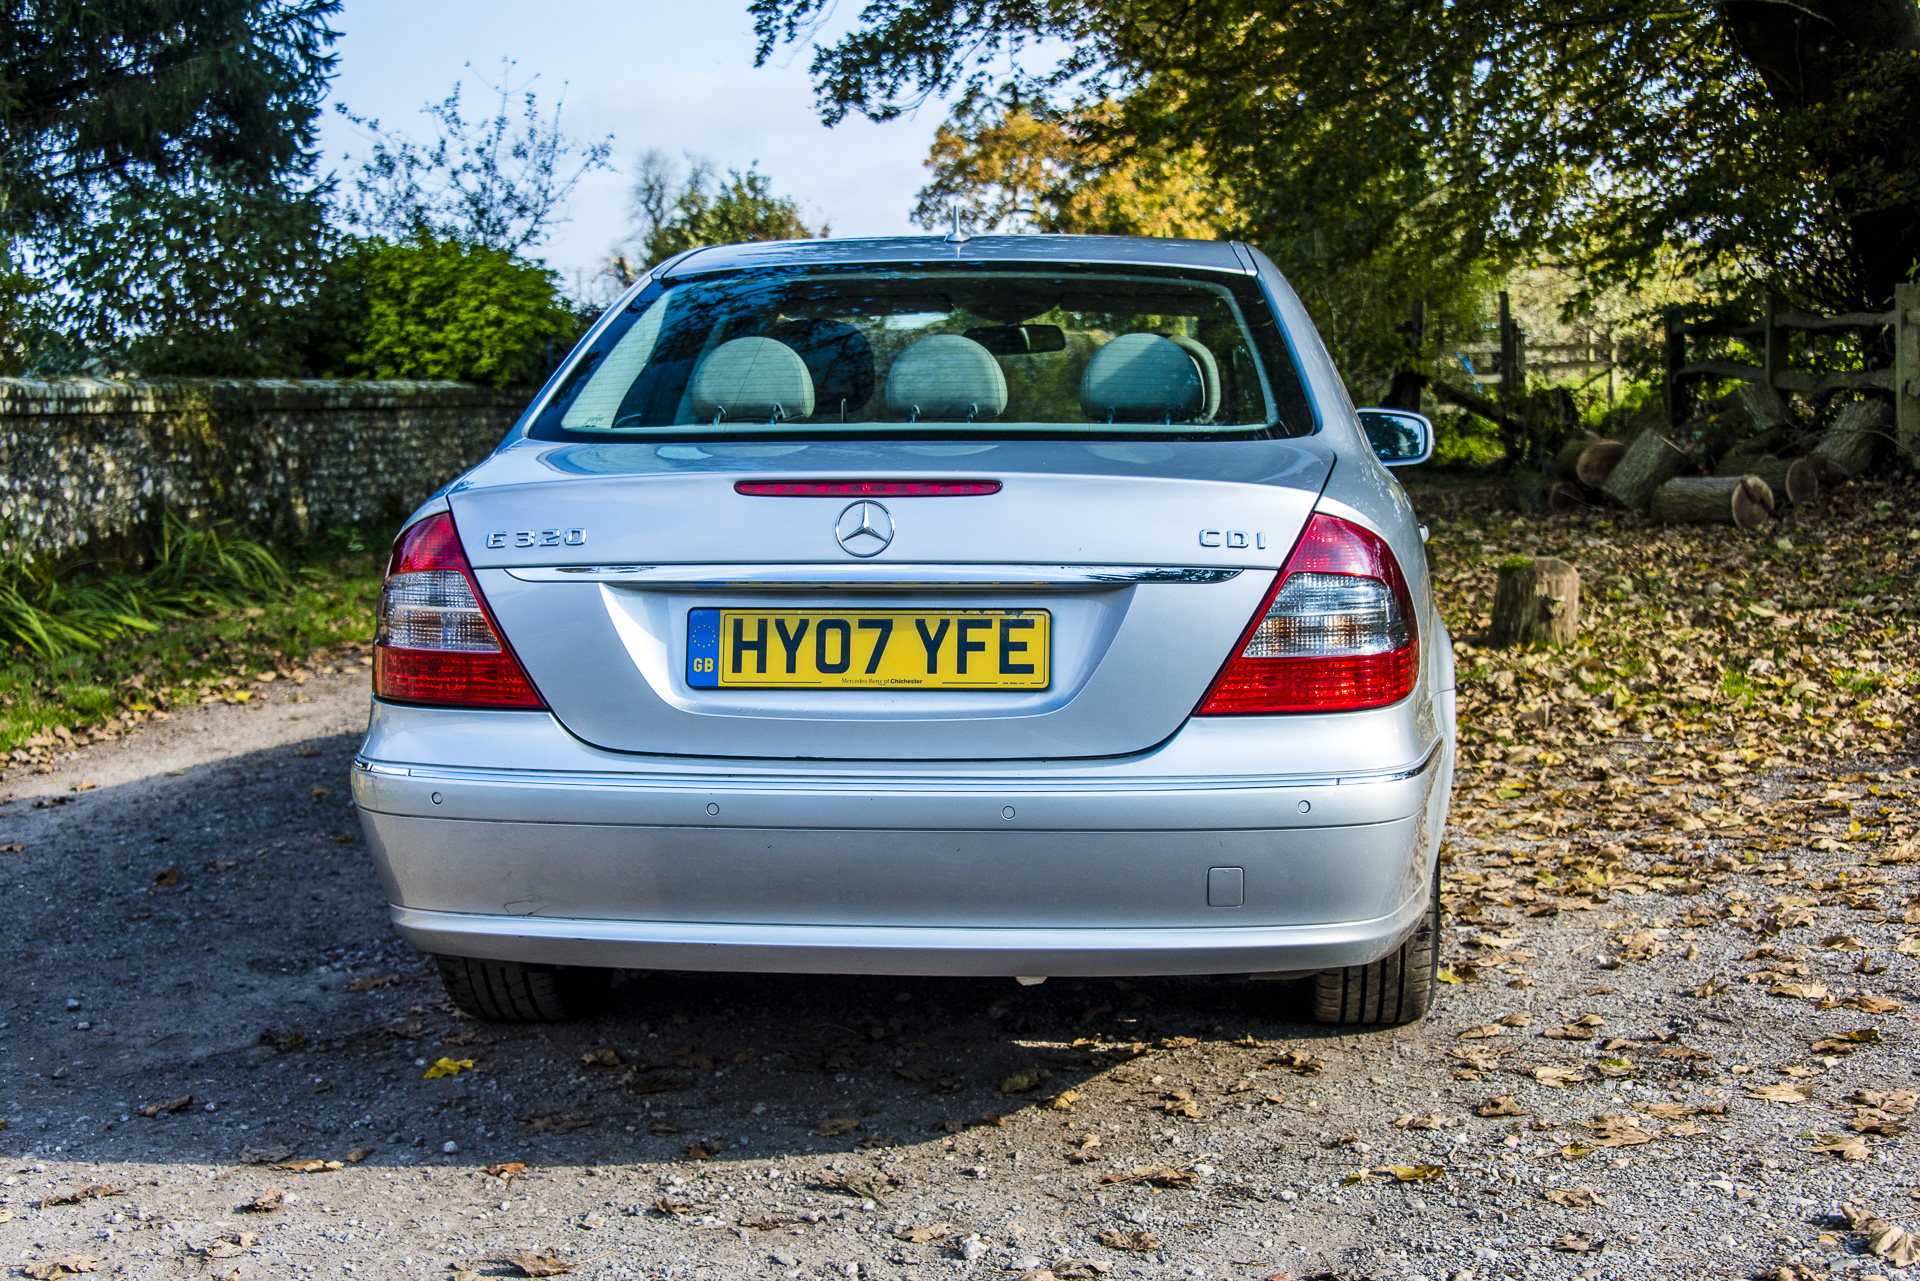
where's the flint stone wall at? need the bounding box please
[0,378,528,561]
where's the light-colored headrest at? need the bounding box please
[884,334,1008,422]
[1162,334,1220,423]
[690,337,815,424]
[1080,333,1205,423]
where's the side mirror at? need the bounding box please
[1357,408,1434,467]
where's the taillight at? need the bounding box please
[373,512,546,710]
[1195,513,1418,714]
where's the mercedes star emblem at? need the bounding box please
[835,501,894,557]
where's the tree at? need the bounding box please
[625,153,825,267]
[0,0,340,240]
[47,168,335,377]
[345,236,576,388]
[338,61,613,253]
[750,0,1920,317]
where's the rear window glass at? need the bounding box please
[529,263,1315,441]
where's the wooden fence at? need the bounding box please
[1665,282,1919,458]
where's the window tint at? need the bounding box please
[531,264,1315,441]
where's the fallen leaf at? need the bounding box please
[498,1250,576,1277]
[202,1231,258,1259]
[813,1117,859,1137]
[815,1171,899,1200]
[1550,1231,1603,1254]
[1476,1095,1530,1117]
[579,1048,621,1067]
[1842,1202,1920,1266]
[1267,1049,1324,1073]
[237,1142,298,1164]
[1848,1090,1918,1114]
[487,1162,528,1178]
[1458,1023,1503,1040]
[422,1057,474,1078]
[346,974,400,993]
[1768,982,1830,1001]
[893,1223,955,1244]
[1379,1164,1445,1182]
[1094,1229,1161,1253]
[1097,1165,1199,1189]
[37,1184,123,1208]
[239,1187,284,1213]
[1047,1088,1081,1111]
[996,1069,1043,1094]
[345,1147,374,1163]
[138,1094,192,1117]
[1747,1083,1815,1103]
[1391,1114,1463,1130]
[1531,1066,1587,1089]
[1544,1186,1607,1209]
[269,1158,343,1173]
[1812,1133,1872,1161]
[151,867,179,887]
[21,1257,102,1279]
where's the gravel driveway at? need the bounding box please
[1,672,1915,1281]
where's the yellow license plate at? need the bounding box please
[687,609,1050,689]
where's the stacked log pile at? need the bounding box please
[1532,391,1894,528]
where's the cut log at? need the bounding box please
[1651,474,1775,530]
[1546,480,1590,513]
[1575,440,1628,487]
[1734,382,1794,433]
[1602,431,1693,510]
[1552,433,1600,481]
[1712,454,1818,505]
[1489,557,1581,648]
[1809,400,1892,478]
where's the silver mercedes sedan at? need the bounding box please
[350,234,1455,1027]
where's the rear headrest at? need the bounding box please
[885,334,1008,422]
[690,337,815,424]
[766,319,875,420]
[1080,333,1205,423]
[1162,334,1220,423]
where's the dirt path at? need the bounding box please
[0,676,1915,1281]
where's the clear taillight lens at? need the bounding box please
[372,513,546,710]
[1196,513,1419,714]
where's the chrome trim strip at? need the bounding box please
[501,564,1245,588]
[351,740,1437,794]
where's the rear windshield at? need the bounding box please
[528,263,1315,442]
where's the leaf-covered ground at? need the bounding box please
[1,479,1916,1281]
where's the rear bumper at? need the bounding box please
[388,896,1432,978]
[352,702,1452,977]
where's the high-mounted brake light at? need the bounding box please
[735,479,1001,497]
[373,512,547,710]
[1195,513,1418,714]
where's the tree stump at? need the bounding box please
[1809,400,1891,479]
[1713,454,1818,506]
[1489,557,1581,648]
[1601,431,1692,510]
[1546,480,1590,513]
[1651,474,1774,529]
[1575,440,1628,487]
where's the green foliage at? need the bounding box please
[0,514,292,660]
[630,153,825,266]
[46,168,336,377]
[752,0,1920,314]
[0,527,386,754]
[0,0,340,241]
[347,236,575,387]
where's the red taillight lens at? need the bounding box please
[1195,513,1419,714]
[734,479,1001,497]
[373,512,547,710]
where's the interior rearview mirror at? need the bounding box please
[1357,409,1434,467]
[962,323,1067,355]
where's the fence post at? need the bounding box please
[1763,289,1787,390]
[1898,282,1920,462]
[1498,291,1515,404]
[1663,308,1687,427]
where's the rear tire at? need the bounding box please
[434,955,610,1023]
[1311,864,1440,1026]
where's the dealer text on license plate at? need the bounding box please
[686,609,1050,689]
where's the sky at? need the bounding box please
[316,1,950,289]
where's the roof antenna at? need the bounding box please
[944,205,972,244]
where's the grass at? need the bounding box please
[0,520,390,762]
